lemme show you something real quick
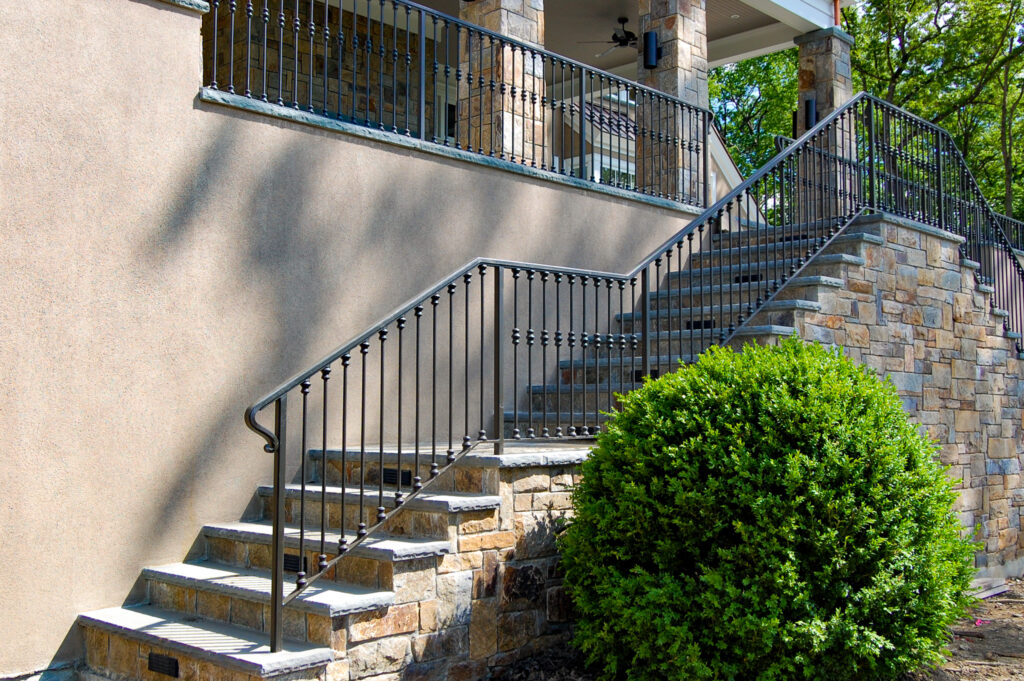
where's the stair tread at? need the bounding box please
[78,605,333,676]
[460,448,592,468]
[143,561,393,616]
[665,253,864,280]
[614,299,820,322]
[698,231,880,259]
[650,275,844,298]
[258,483,502,513]
[204,521,452,561]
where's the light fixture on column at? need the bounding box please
[643,31,662,69]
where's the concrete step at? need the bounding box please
[556,353,694,386]
[79,605,334,680]
[502,411,611,438]
[143,561,392,647]
[257,484,501,540]
[309,447,498,494]
[663,253,863,285]
[693,231,880,267]
[647,275,844,310]
[615,299,821,334]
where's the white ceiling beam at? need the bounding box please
[708,22,799,67]
[736,0,833,33]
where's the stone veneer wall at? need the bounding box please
[770,214,1024,575]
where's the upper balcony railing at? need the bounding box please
[202,0,713,208]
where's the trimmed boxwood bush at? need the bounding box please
[560,339,974,681]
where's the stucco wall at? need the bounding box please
[0,1,703,675]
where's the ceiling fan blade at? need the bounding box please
[578,40,614,44]
[595,45,620,58]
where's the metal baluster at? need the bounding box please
[675,241,683,361]
[365,0,373,125]
[487,37,496,156]
[605,278,613,417]
[307,0,315,112]
[522,47,529,165]
[509,42,517,160]
[554,273,563,436]
[395,317,405,505]
[297,379,310,587]
[511,269,521,439]
[377,328,387,523]
[687,232,695,360]
[244,1,253,97]
[479,264,487,440]
[629,277,638,389]
[413,306,423,491]
[338,354,349,555]
[291,0,299,108]
[698,223,705,353]
[358,341,369,538]
[261,0,269,100]
[318,366,330,572]
[269,395,287,652]
[391,2,399,133]
[350,6,358,120]
[447,281,456,462]
[378,0,385,129]
[463,271,472,450]
[228,1,237,94]
[321,0,328,114]
[431,293,440,477]
[617,280,625,406]
[210,0,220,89]
[541,272,550,436]
[337,7,345,117]
[580,275,589,434]
[664,248,672,361]
[526,270,536,438]
[277,1,285,106]
[652,259,661,374]
[530,51,538,168]
[567,274,576,435]
[454,23,461,149]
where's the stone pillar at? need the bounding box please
[635,0,708,204]
[457,0,546,166]
[793,27,855,224]
[794,27,853,135]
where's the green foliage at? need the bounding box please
[709,50,798,176]
[843,0,1024,217]
[560,339,975,681]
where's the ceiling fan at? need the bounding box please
[579,17,638,58]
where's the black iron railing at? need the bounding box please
[245,91,1024,650]
[203,0,712,207]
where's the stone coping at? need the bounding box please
[852,212,968,245]
[150,0,209,13]
[197,88,704,218]
[794,26,854,47]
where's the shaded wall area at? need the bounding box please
[0,0,703,675]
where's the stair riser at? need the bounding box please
[261,495,454,540]
[529,391,624,414]
[145,578,338,649]
[81,625,328,681]
[713,229,817,248]
[204,535,395,591]
[317,457,499,495]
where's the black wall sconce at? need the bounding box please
[643,31,662,69]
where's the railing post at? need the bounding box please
[578,68,587,181]
[492,265,505,455]
[418,10,427,141]
[867,99,877,211]
[640,267,651,378]
[703,109,711,208]
[936,130,945,229]
[269,395,287,652]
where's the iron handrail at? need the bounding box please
[244,89,1024,652]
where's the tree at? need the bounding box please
[708,49,798,176]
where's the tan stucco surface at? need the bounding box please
[0,1,702,675]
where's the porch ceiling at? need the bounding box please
[426,0,838,72]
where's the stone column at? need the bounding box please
[635,0,708,204]
[457,0,546,166]
[794,27,853,135]
[793,27,855,224]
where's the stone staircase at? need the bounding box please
[77,441,587,681]
[77,211,1022,680]
[512,220,886,431]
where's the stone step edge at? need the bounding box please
[614,298,821,323]
[143,561,394,618]
[78,605,334,677]
[665,253,865,280]
[698,231,883,259]
[650,275,844,299]
[204,521,452,562]
[257,484,502,514]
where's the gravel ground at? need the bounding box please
[498,579,1024,681]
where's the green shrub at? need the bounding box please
[560,339,975,681]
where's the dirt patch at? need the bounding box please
[906,578,1024,681]
[499,579,1024,680]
